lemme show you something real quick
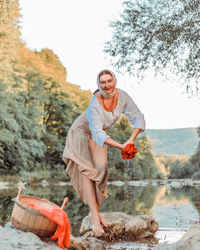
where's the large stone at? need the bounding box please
[68,234,86,250]
[153,225,200,250]
[4,215,198,249]
[0,222,87,250]
[80,212,159,242]
[0,222,60,250]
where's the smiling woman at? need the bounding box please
[96,70,118,112]
[99,70,116,95]
[62,69,145,235]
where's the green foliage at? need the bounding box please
[157,126,200,179]
[168,158,194,179]
[0,80,45,174]
[104,0,200,93]
[21,71,80,170]
[0,0,21,81]
[158,151,199,179]
[135,135,161,179]
[191,170,200,179]
[190,126,200,173]
[0,69,80,175]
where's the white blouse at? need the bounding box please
[86,89,145,147]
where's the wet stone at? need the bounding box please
[80,212,159,242]
[2,213,199,250]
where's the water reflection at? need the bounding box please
[153,186,200,228]
[0,181,200,236]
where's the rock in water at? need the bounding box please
[80,212,159,242]
[0,213,159,250]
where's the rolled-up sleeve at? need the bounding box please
[86,101,109,147]
[122,92,146,132]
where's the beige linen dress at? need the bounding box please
[63,89,145,206]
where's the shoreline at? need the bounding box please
[1,178,200,190]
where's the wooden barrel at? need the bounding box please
[10,186,69,237]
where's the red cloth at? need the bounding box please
[121,143,138,160]
[28,201,70,249]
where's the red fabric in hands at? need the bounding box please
[28,201,70,249]
[121,143,138,160]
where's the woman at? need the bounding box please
[63,69,145,234]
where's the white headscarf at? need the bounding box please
[97,69,117,98]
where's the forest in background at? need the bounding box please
[0,0,200,182]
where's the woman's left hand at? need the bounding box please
[121,128,141,149]
[121,139,134,149]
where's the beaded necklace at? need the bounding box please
[101,89,118,112]
[102,95,115,112]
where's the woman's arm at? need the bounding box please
[122,91,145,133]
[104,128,141,150]
[104,137,123,149]
[122,128,141,148]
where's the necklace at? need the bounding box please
[102,95,115,112]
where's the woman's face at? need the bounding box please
[99,74,115,95]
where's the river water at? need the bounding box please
[1,179,200,246]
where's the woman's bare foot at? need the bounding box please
[99,214,110,227]
[92,220,105,234]
[89,212,104,234]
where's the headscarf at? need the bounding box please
[96,69,117,98]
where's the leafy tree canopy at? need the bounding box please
[104,0,200,94]
[15,45,92,112]
[0,0,21,81]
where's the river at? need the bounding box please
[1,179,200,246]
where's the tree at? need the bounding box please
[0,0,21,81]
[21,72,81,169]
[0,70,81,175]
[0,80,46,174]
[168,156,194,179]
[135,135,161,179]
[41,79,81,167]
[104,0,200,94]
[190,126,200,177]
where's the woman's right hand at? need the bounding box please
[121,139,134,150]
[105,137,125,150]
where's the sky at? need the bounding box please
[19,0,200,129]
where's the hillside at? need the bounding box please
[15,45,92,111]
[144,127,199,155]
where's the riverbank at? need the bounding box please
[1,178,200,241]
[0,220,186,249]
[1,177,200,190]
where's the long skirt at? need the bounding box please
[63,112,108,206]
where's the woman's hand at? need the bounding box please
[121,128,141,149]
[104,127,141,150]
[121,139,134,149]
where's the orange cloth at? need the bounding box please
[121,143,138,160]
[28,201,70,249]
